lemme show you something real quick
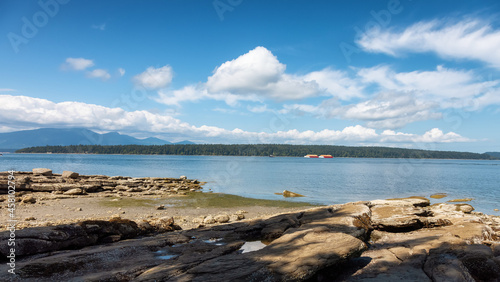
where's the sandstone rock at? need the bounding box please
[282,189,304,197]
[63,188,84,195]
[180,175,187,180]
[136,220,153,232]
[32,168,52,176]
[230,213,245,221]
[21,195,36,204]
[179,228,367,281]
[17,175,31,184]
[62,171,79,179]
[371,205,425,232]
[149,216,175,232]
[156,204,165,210]
[115,185,128,191]
[215,214,230,223]
[203,215,216,224]
[127,187,143,192]
[456,203,475,213]
[369,196,430,207]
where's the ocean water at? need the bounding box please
[1,154,499,214]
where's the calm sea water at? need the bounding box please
[1,154,499,214]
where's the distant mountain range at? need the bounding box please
[0,128,195,150]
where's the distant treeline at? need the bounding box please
[15,144,498,160]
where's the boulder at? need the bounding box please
[215,214,230,223]
[456,204,474,213]
[148,216,175,232]
[282,189,304,197]
[62,171,79,179]
[203,215,216,224]
[371,205,425,232]
[32,168,52,176]
[63,188,84,195]
[21,195,36,204]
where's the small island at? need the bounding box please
[15,144,498,160]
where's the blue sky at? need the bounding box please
[1,0,500,153]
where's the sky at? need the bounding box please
[1,0,500,153]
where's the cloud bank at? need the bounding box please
[0,95,472,145]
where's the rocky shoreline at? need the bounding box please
[1,171,500,281]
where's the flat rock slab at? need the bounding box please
[1,195,499,282]
[32,168,52,176]
[0,205,371,281]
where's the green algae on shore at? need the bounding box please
[98,192,320,209]
[430,193,447,199]
[176,192,320,208]
[447,198,474,203]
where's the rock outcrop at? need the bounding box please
[0,192,499,281]
[0,170,204,196]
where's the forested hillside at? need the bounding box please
[16,144,497,160]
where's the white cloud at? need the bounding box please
[247,104,270,113]
[207,46,320,100]
[118,68,125,76]
[381,128,472,143]
[62,57,95,71]
[156,84,261,107]
[303,68,364,100]
[0,88,15,92]
[0,95,472,145]
[281,92,441,129]
[341,93,441,129]
[133,65,173,90]
[86,69,111,81]
[357,65,500,109]
[156,47,364,107]
[357,18,500,69]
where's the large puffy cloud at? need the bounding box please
[157,47,364,106]
[0,95,471,145]
[357,19,500,69]
[206,46,320,100]
[133,65,174,89]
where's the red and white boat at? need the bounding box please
[319,155,333,158]
[304,154,319,158]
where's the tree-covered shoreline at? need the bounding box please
[15,144,497,160]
